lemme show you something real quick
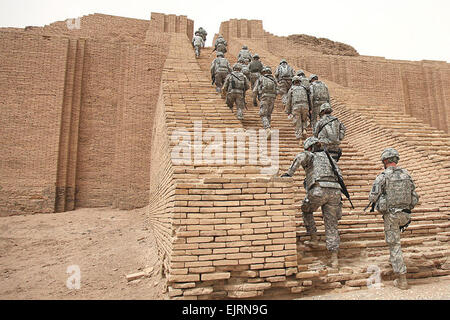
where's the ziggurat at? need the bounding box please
[0,12,449,299]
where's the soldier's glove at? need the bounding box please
[281,173,292,178]
[287,114,293,120]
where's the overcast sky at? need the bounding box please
[0,0,449,62]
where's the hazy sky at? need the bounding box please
[0,0,449,62]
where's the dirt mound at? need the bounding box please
[287,34,359,56]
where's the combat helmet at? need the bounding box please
[232,63,242,71]
[238,57,247,64]
[296,70,306,77]
[242,45,248,49]
[262,66,272,74]
[253,54,260,59]
[292,76,301,84]
[319,102,333,114]
[380,148,400,163]
[304,137,320,151]
[216,51,224,57]
[309,74,318,82]
[280,59,287,64]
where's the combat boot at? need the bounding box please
[304,233,318,248]
[394,274,409,290]
[330,251,339,269]
[265,128,271,139]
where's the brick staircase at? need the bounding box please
[149,32,450,299]
[196,41,449,297]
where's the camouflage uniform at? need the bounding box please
[192,33,204,58]
[214,35,227,53]
[369,149,419,278]
[275,60,295,107]
[222,64,250,120]
[237,57,251,82]
[297,70,311,92]
[286,76,310,139]
[253,67,277,131]
[197,27,207,47]
[309,75,330,130]
[248,54,264,89]
[238,45,252,63]
[313,103,346,162]
[211,52,231,92]
[285,137,343,253]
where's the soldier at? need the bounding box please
[248,54,264,89]
[274,59,295,107]
[296,70,311,92]
[222,63,250,120]
[214,34,227,54]
[237,57,251,82]
[197,27,207,47]
[210,51,231,93]
[192,31,204,58]
[313,103,346,162]
[253,66,277,138]
[238,45,252,63]
[309,74,330,130]
[285,76,310,139]
[281,137,343,268]
[368,148,419,290]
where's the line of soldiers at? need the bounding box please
[207,38,420,290]
[192,27,208,58]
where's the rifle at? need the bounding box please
[324,146,355,209]
[364,191,381,212]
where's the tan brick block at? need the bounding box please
[168,274,200,282]
[186,236,214,243]
[259,269,285,277]
[226,252,252,260]
[184,287,214,296]
[201,272,231,281]
[295,271,320,279]
[240,257,265,265]
[185,261,213,268]
[242,234,268,241]
[172,282,196,289]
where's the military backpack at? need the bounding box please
[291,85,309,105]
[385,168,414,210]
[230,72,245,90]
[260,76,277,97]
[312,81,329,102]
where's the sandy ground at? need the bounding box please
[298,277,450,300]
[0,207,448,300]
[0,208,165,300]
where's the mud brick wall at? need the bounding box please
[224,18,450,133]
[146,87,175,277]
[147,12,194,41]
[55,38,85,212]
[112,35,170,210]
[0,32,69,216]
[167,178,298,300]
[26,13,150,42]
[74,39,121,207]
[259,28,450,133]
